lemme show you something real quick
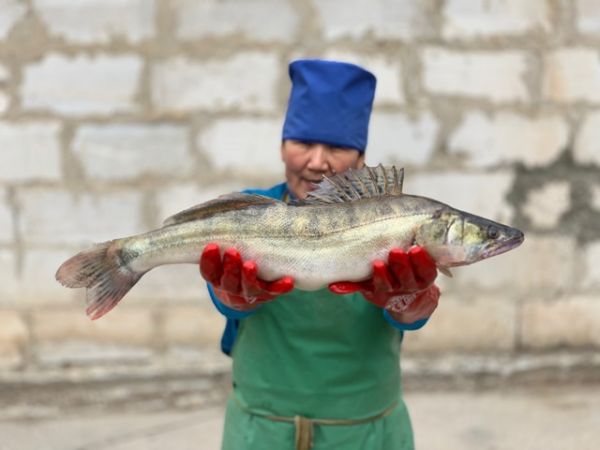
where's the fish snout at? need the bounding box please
[483,227,524,259]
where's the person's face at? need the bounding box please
[281,140,365,199]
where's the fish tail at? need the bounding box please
[55,241,144,320]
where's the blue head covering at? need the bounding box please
[282,59,376,153]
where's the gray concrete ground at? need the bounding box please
[1,384,599,450]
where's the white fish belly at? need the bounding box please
[240,222,418,290]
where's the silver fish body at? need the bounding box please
[56,166,524,319]
[120,197,428,289]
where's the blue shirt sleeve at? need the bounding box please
[207,283,257,320]
[207,283,258,355]
[382,308,429,331]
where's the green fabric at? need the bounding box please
[222,393,414,450]
[222,288,414,449]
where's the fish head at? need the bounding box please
[415,209,524,268]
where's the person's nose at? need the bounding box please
[306,145,330,172]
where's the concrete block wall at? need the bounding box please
[0,0,599,374]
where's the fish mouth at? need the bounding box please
[482,232,524,259]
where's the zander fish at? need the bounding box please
[56,165,524,320]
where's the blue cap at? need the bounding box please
[282,59,376,153]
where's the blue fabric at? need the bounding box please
[282,59,376,152]
[207,283,256,321]
[206,183,288,355]
[383,309,429,331]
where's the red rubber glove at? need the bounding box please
[328,246,440,324]
[200,243,294,311]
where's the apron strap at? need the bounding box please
[234,395,398,450]
[294,415,313,450]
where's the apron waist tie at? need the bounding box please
[234,396,398,450]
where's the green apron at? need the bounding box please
[221,288,414,450]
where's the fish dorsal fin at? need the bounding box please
[163,193,280,226]
[300,164,404,205]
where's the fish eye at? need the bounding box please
[487,226,499,239]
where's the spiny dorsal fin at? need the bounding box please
[163,193,280,226]
[300,164,404,205]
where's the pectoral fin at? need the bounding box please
[438,266,453,278]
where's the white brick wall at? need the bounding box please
[0,250,18,305]
[521,296,600,348]
[0,64,10,115]
[323,51,404,105]
[0,0,598,361]
[367,112,439,167]
[151,53,279,113]
[592,184,600,211]
[522,181,571,229]
[0,0,27,39]
[32,309,154,346]
[313,0,431,40]
[21,54,142,116]
[0,64,9,81]
[33,0,155,44]
[576,0,600,35]
[423,48,529,102]
[162,305,225,346]
[0,189,11,243]
[0,121,62,182]
[574,111,600,165]
[404,295,517,352]
[72,124,191,181]
[20,249,81,304]
[198,117,284,174]
[34,341,152,367]
[0,91,10,114]
[582,241,600,288]
[18,189,143,246]
[403,171,515,224]
[449,111,568,167]
[449,235,576,292]
[0,309,28,368]
[175,0,298,43]
[543,48,600,103]
[442,0,550,38]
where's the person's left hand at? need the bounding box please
[328,247,440,324]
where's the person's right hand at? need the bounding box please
[199,244,295,311]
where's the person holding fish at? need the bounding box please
[56,58,523,450]
[200,59,440,450]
